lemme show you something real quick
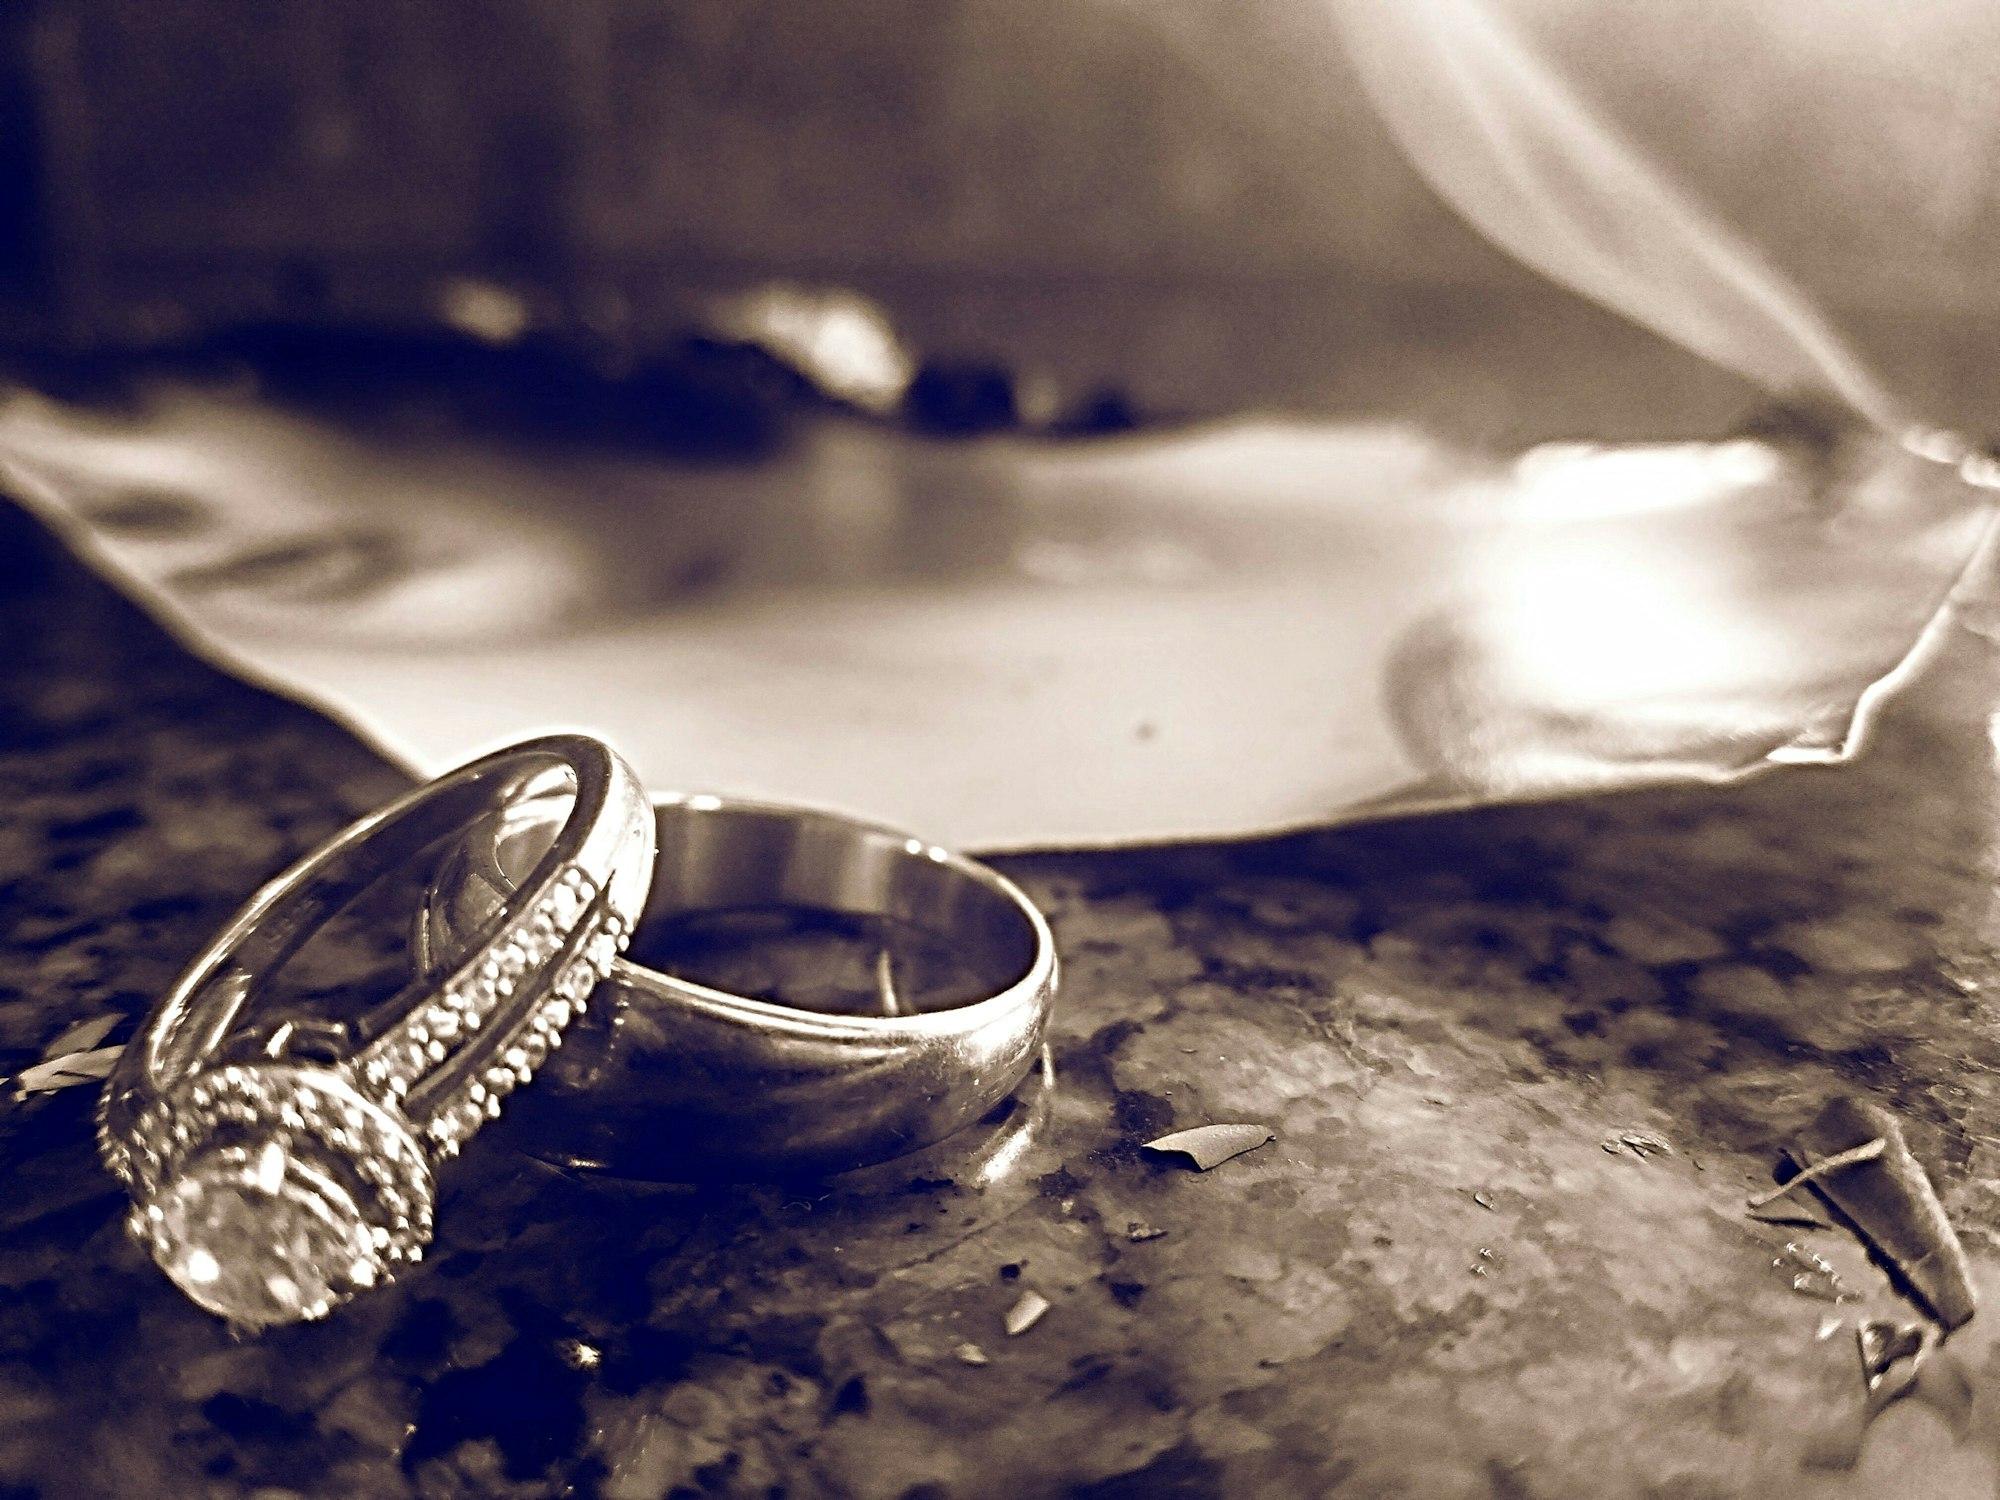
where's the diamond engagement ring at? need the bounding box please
[97,735,654,1328]
[418,789,1058,1178]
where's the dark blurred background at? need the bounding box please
[0,0,1772,442]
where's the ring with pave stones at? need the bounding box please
[418,787,1059,1177]
[96,734,655,1328]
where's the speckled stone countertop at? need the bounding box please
[7,489,2000,1500]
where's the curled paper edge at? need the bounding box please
[1341,498,2000,837]
[4,436,1995,855]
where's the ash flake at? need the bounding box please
[1004,1290,1051,1336]
[1141,1123,1274,1170]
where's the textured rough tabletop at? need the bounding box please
[5,492,2000,1500]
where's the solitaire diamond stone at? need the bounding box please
[150,1148,374,1328]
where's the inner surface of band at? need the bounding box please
[416,789,1050,1178]
[474,792,1039,999]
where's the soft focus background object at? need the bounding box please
[2,387,1988,849]
[8,1,2000,432]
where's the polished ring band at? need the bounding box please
[97,734,655,1327]
[419,790,1059,1177]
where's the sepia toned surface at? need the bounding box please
[8,487,2000,1497]
[12,3,2000,1493]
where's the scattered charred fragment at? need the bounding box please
[1780,1096,1975,1331]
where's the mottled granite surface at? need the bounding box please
[7,493,2000,1499]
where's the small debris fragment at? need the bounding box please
[1126,1221,1168,1243]
[1815,1317,1977,1461]
[10,1014,126,1096]
[1853,1318,1930,1426]
[1004,1290,1051,1337]
[954,1342,991,1367]
[1142,1123,1274,1170]
[1788,1096,1975,1329]
[1747,1196,1837,1231]
[1800,1309,1942,1476]
[1601,1131,1674,1160]
[1747,1137,1886,1211]
[12,1045,122,1095]
[1472,1190,1495,1211]
[1856,1319,1925,1394]
[44,1014,119,1055]
[1470,1247,1496,1276]
[1775,1241,1851,1303]
[1815,1316,1845,1342]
